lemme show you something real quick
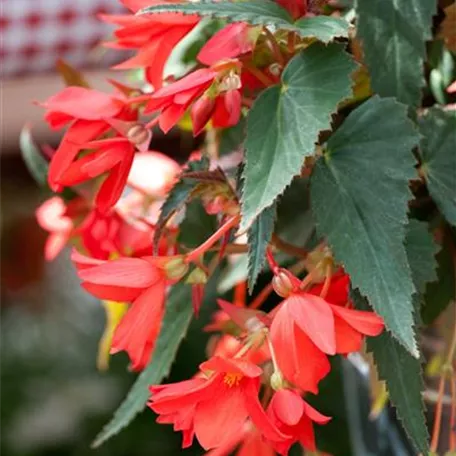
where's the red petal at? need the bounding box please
[71,249,104,269]
[331,305,384,336]
[194,386,248,450]
[200,356,263,378]
[44,232,70,260]
[296,415,317,451]
[271,306,330,394]
[286,294,336,355]
[78,257,160,287]
[81,282,142,302]
[197,23,253,66]
[95,149,135,212]
[333,314,363,354]
[243,379,291,443]
[111,279,166,370]
[302,401,331,425]
[270,389,304,426]
[308,272,350,307]
[43,87,122,120]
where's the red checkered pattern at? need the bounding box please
[1,0,127,78]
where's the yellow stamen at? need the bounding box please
[223,372,243,388]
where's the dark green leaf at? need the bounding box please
[311,97,420,355]
[242,42,356,230]
[294,16,349,42]
[153,157,209,251]
[177,200,217,249]
[141,1,349,42]
[219,116,246,156]
[247,203,277,292]
[405,219,439,294]
[422,231,455,323]
[353,291,428,455]
[20,126,49,187]
[140,0,293,27]
[419,108,456,226]
[92,283,194,448]
[356,0,436,106]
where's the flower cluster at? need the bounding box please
[34,0,386,454]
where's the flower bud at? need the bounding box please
[272,270,294,297]
[186,267,208,285]
[191,95,215,136]
[164,257,189,281]
[270,371,285,391]
[218,72,242,92]
[127,124,150,145]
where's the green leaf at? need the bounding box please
[141,1,349,42]
[353,291,429,455]
[405,219,439,295]
[140,0,293,27]
[422,231,455,324]
[311,97,420,355]
[356,0,436,106]
[294,16,349,42]
[153,157,209,251]
[241,42,356,230]
[247,203,276,292]
[92,283,194,448]
[20,126,49,187]
[419,108,456,226]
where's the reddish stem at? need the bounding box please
[249,282,274,310]
[186,215,240,263]
[450,374,456,451]
[266,248,280,274]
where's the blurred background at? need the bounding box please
[1,1,454,455]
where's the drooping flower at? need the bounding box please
[197,23,258,66]
[144,61,242,135]
[266,388,330,455]
[148,356,289,450]
[270,272,384,393]
[40,86,145,210]
[101,0,198,89]
[73,251,181,370]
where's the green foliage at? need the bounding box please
[419,108,456,226]
[20,126,49,188]
[91,283,194,448]
[311,97,420,355]
[405,219,439,295]
[353,291,429,455]
[219,116,246,156]
[141,0,349,41]
[241,42,356,230]
[247,203,276,291]
[356,0,436,107]
[153,157,209,251]
[422,231,456,324]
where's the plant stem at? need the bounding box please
[186,214,240,263]
[271,233,308,258]
[263,27,285,66]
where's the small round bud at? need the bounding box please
[270,371,285,391]
[272,270,293,297]
[269,63,282,77]
[164,257,189,281]
[127,124,150,145]
[186,267,208,285]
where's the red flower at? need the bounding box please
[270,285,384,393]
[101,0,198,89]
[277,0,307,19]
[41,86,144,210]
[145,61,242,135]
[73,251,169,370]
[197,23,257,66]
[148,356,289,450]
[266,389,330,455]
